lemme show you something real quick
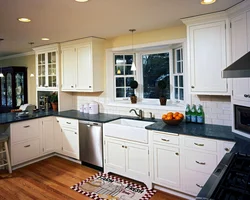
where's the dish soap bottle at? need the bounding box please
[197,104,205,124]
[191,104,197,123]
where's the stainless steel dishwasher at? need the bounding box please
[79,121,103,169]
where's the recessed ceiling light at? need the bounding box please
[18,18,31,23]
[201,0,216,5]
[41,38,50,41]
[75,0,89,2]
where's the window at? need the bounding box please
[114,54,135,99]
[173,48,184,101]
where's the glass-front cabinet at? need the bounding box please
[0,67,27,112]
[34,44,59,91]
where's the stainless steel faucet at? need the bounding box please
[129,109,143,119]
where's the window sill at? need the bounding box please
[107,101,185,111]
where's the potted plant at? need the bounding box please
[50,92,58,111]
[130,80,138,104]
[158,80,167,105]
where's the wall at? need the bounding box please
[0,54,36,105]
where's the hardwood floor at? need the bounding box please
[0,157,186,200]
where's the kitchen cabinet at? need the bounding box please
[61,37,104,92]
[33,44,59,91]
[40,117,54,155]
[230,12,250,103]
[182,16,229,95]
[54,117,63,153]
[0,67,27,113]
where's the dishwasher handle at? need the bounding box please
[79,121,102,127]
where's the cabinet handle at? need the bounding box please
[175,152,179,156]
[224,148,230,152]
[23,125,30,128]
[66,122,71,124]
[71,85,74,88]
[196,184,203,188]
[191,86,195,89]
[125,146,127,149]
[196,161,206,165]
[24,145,31,148]
[89,86,92,88]
[194,143,204,146]
[122,145,124,148]
[75,132,77,134]
[161,138,170,142]
[57,120,59,122]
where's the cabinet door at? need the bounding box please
[54,117,63,153]
[41,117,54,154]
[104,138,126,174]
[62,128,79,159]
[153,144,180,189]
[76,44,92,90]
[231,13,250,101]
[37,53,46,88]
[61,47,77,90]
[189,21,228,94]
[126,143,149,178]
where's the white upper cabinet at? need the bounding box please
[33,44,59,91]
[182,13,230,95]
[61,37,104,92]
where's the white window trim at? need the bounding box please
[105,38,190,109]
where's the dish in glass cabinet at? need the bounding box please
[16,86,22,95]
[16,98,21,107]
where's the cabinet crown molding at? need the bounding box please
[33,43,60,53]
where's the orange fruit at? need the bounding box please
[175,116,181,120]
[166,116,172,120]
[174,112,179,115]
[167,112,173,116]
[178,113,184,119]
[173,114,177,119]
[162,114,167,119]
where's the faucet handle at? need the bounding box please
[149,112,155,119]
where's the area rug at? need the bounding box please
[71,172,156,200]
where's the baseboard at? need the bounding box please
[55,154,81,164]
[154,184,195,200]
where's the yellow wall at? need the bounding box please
[0,54,36,105]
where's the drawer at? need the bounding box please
[11,119,39,143]
[11,138,40,166]
[57,117,78,129]
[182,169,210,196]
[184,136,217,152]
[153,132,179,145]
[184,149,217,174]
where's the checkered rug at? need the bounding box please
[71,172,156,200]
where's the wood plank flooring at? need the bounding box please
[0,156,186,200]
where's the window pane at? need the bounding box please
[174,76,178,87]
[179,76,183,87]
[125,66,133,75]
[180,89,184,100]
[177,62,181,73]
[142,53,170,99]
[115,66,124,75]
[175,88,178,99]
[177,49,181,61]
[126,77,134,86]
[115,55,125,64]
[125,55,133,64]
[116,88,125,98]
[116,77,124,87]
[126,88,134,97]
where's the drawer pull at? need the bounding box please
[161,139,170,142]
[224,148,230,152]
[122,145,124,148]
[175,152,179,156]
[196,161,206,165]
[24,145,31,148]
[196,184,203,188]
[66,122,71,124]
[23,125,30,128]
[194,142,204,147]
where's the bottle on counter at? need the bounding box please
[197,104,205,124]
[185,104,191,123]
[190,104,197,123]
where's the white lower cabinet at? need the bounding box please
[40,117,54,155]
[61,128,79,159]
[54,117,63,153]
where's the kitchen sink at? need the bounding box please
[103,118,154,143]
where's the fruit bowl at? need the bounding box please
[162,118,183,126]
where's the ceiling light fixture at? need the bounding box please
[75,0,89,2]
[41,38,50,41]
[18,18,31,23]
[200,0,216,5]
[129,29,136,71]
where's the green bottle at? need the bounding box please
[185,104,191,123]
[191,104,197,123]
[197,104,205,124]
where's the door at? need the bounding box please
[47,51,57,88]
[76,44,92,90]
[231,13,250,101]
[126,142,149,178]
[153,144,180,189]
[54,117,63,153]
[62,128,79,159]
[41,117,54,154]
[189,21,228,94]
[61,47,77,90]
[104,138,126,174]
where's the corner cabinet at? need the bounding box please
[33,44,60,91]
[0,66,27,113]
[182,14,230,95]
[61,37,104,92]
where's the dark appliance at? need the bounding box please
[197,153,250,200]
[234,105,250,134]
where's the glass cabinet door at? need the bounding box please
[48,51,57,87]
[6,73,12,107]
[38,53,46,87]
[15,72,24,107]
[1,77,6,106]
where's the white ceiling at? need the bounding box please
[0,0,243,57]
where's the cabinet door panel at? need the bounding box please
[62,128,79,159]
[190,21,227,93]
[61,47,77,90]
[54,117,63,153]
[41,117,54,154]
[153,144,180,189]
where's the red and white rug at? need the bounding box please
[71,172,156,200]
